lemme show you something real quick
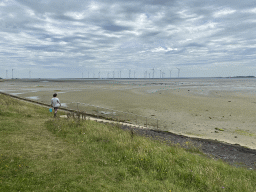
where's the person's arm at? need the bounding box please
[57,98,61,106]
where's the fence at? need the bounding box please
[63,102,170,130]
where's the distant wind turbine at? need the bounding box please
[162,72,165,78]
[151,68,155,78]
[169,70,172,78]
[177,68,180,78]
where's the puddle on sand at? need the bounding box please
[11,93,24,95]
[61,103,68,107]
[26,96,39,100]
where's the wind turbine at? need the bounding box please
[151,68,155,78]
[169,70,172,78]
[129,69,131,78]
[177,68,180,78]
[160,70,162,78]
[112,71,115,79]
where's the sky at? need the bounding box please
[1,0,256,78]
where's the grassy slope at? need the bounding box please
[0,94,255,192]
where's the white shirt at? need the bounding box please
[51,97,61,107]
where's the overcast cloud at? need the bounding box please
[1,0,256,78]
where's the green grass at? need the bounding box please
[0,93,256,192]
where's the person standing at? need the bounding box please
[51,93,61,117]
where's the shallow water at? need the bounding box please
[25,96,39,100]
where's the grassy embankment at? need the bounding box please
[0,93,256,192]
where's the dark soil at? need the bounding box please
[119,125,256,170]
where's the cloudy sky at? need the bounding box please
[1,0,256,78]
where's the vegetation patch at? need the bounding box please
[0,93,256,192]
[234,129,256,137]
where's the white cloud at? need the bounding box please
[213,8,236,18]
[244,8,256,14]
[151,47,176,53]
[64,12,86,20]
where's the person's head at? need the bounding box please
[53,93,57,97]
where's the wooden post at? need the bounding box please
[82,112,86,120]
[77,112,80,120]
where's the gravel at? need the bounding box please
[119,125,256,170]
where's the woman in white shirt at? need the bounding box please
[51,93,61,117]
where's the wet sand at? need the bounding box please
[1,78,256,149]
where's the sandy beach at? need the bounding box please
[1,78,256,149]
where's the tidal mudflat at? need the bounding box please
[1,78,256,149]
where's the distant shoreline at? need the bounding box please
[1,76,256,81]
